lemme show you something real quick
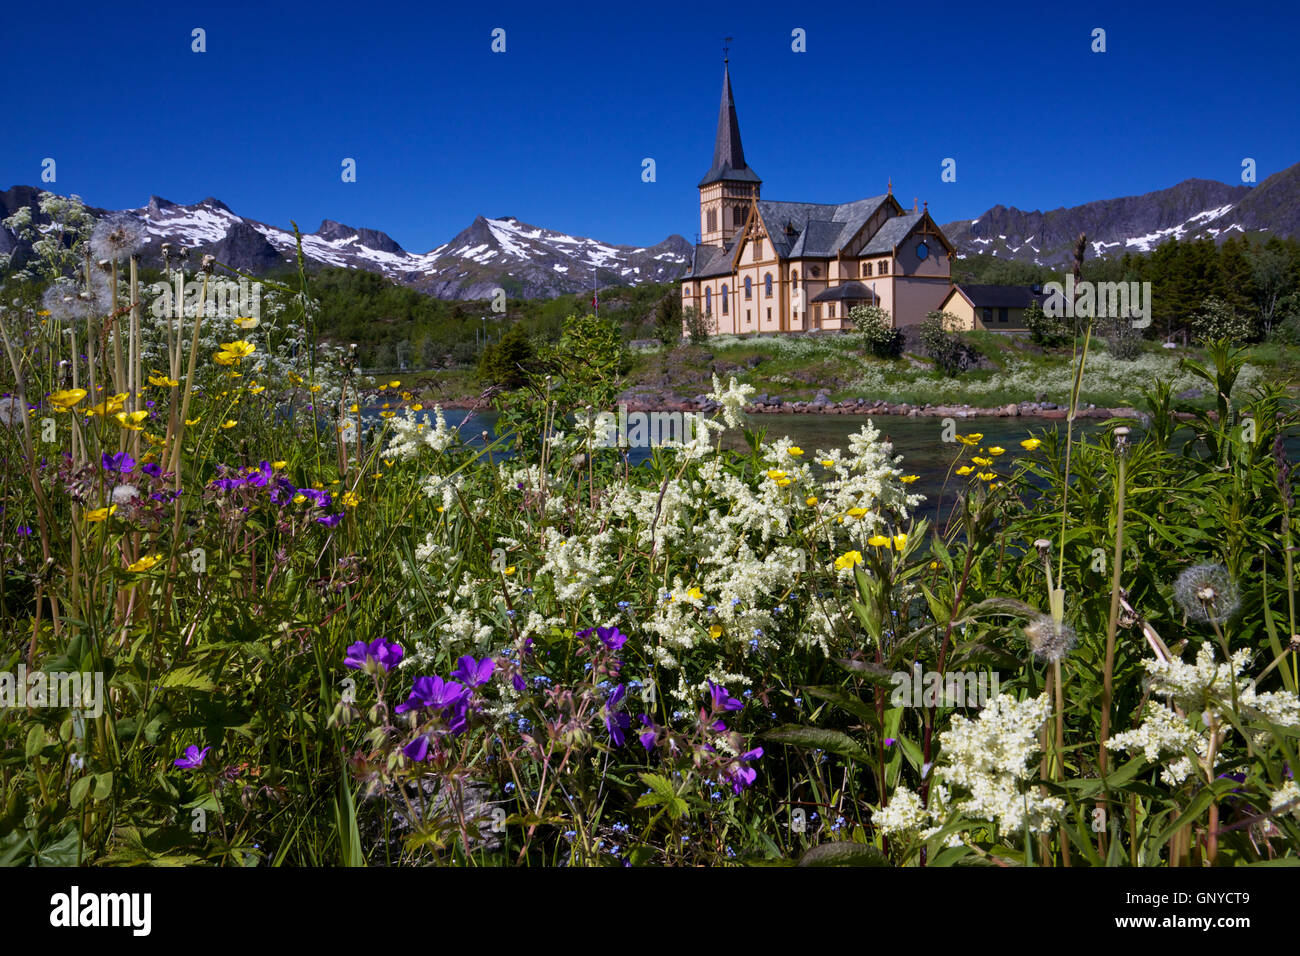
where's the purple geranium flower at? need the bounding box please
[16,525,32,536]
[452,655,495,687]
[173,744,210,769]
[245,461,274,488]
[604,684,630,746]
[638,714,660,752]
[101,451,135,474]
[344,637,404,672]
[395,675,468,714]
[142,462,163,479]
[721,747,764,794]
[403,735,432,762]
[511,672,527,693]
[577,626,628,653]
[315,512,344,527]
[707,681,744,713]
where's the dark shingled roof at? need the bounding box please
[954,285,1046,308]
[812,281,877,303]
[699,66,761,188]
[688,241,737,279]
[860,212,922,254]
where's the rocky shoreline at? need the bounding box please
[436,392,1142,420]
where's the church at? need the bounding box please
[681,62,956,334]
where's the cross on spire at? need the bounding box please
[723,36,733,63]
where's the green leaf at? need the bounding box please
[802,685,877,724]
[764,726,872,765]
[797,841,889,867]
[69,775,92,809]
[92,772,113,801]
[158,666,217,693]
[25,725,45,761]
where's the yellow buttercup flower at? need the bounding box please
[893,533,907,550]
[221,419,237,429]
[126,554,162,573]
[788,446,804,457]
[349,403,360,413]
[272,460,287,470]
[309,385,322,394]
[504,566,516,576]
[1020,438,1042,451]
[185,417,201,426]
[709,625,723,639]
[84,505,116,523]
[956,465,974,476]
[213,351,238,366]
[867,535,891,548]
[114,410,149,430]
[900,474,919,484]
[49,388,87,411]
[687,586,704,601]
[293,493,307,504]
[233,316,259,329]
[834,550,863,570]
[341,491,360,508]
[288,371,303,385]
[147,373,178,387]
[401,391,413,401]
[972,456,993,467]
[805,496,818,506]
[956,433,983,446]
[987,446,1005,456]
[977,471,996,481]
[820,458,835,468]
[249,385,266,394]
[87,393,128,417]
[380,410,396,419]
[219,340,256,360]
[846,507,869,519]
[766,469,787,481]
[411,403,423,411]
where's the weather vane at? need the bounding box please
[723,37,733,63]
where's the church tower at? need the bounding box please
[698,61,761,248]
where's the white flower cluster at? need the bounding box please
[383,405,457,461]
[874,694,1061,843]
[1106,702,1207,786]
[1270,780,1300,822]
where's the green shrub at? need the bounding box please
[848,304,904,358]
[1024,299,1070,348]
[919,311,978,376]
[478,326,536,388]
[1190,296,1255,345]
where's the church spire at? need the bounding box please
[698,61,760,188]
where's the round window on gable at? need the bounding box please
[916,242,929,261]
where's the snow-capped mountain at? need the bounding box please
[0,187,692,301]
[942,159,1300,267]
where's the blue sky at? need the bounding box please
[4,0,1297,252]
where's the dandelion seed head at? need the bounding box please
[1023,615,1077,662]
[89,214,146,262]
[1173,563,1240,625]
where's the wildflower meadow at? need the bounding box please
[2,199,1299,872]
